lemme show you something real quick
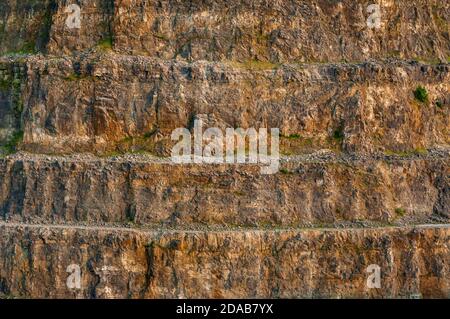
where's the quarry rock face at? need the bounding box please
[0,0,449,298]
[1,0,449,62]
[4,54,449,155]
[0,152,448,227]
[0,224,448,298]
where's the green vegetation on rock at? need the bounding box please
[0,130,24,156]
[414,86,429,103]
[281,133,301,140]
[395,208,406,217]
[230,60,280,71]
[97,36,113,50]
[435,100,443,108]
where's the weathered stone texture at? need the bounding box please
[0,1,448,299]
[112,0,450,63]
[1,55,447,155]
[0,224,448,298]
[1,1,449,62]
[0,154,448,226]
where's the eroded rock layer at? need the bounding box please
[0,152,448,227]
[0,224,448,298]
[0,55,448,155]
[1,0,449,62]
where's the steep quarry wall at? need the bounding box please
[0,0,449,299]
[0,224,448,299]
[1,1,449,62]
[0,152,448,226]
[110,0,450,63]
[0,54,448,155]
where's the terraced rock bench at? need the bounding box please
[1,0,449,62]
[0,151,448,227]
[0,223,448,298]
[0,54,448,155]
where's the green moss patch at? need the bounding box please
[414,86,429,103]
[97,36,113,50]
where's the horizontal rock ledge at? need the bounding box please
[0,223,448,298]
[0,54,448,155]
[0,151,448,226]
[1,0,448,62]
